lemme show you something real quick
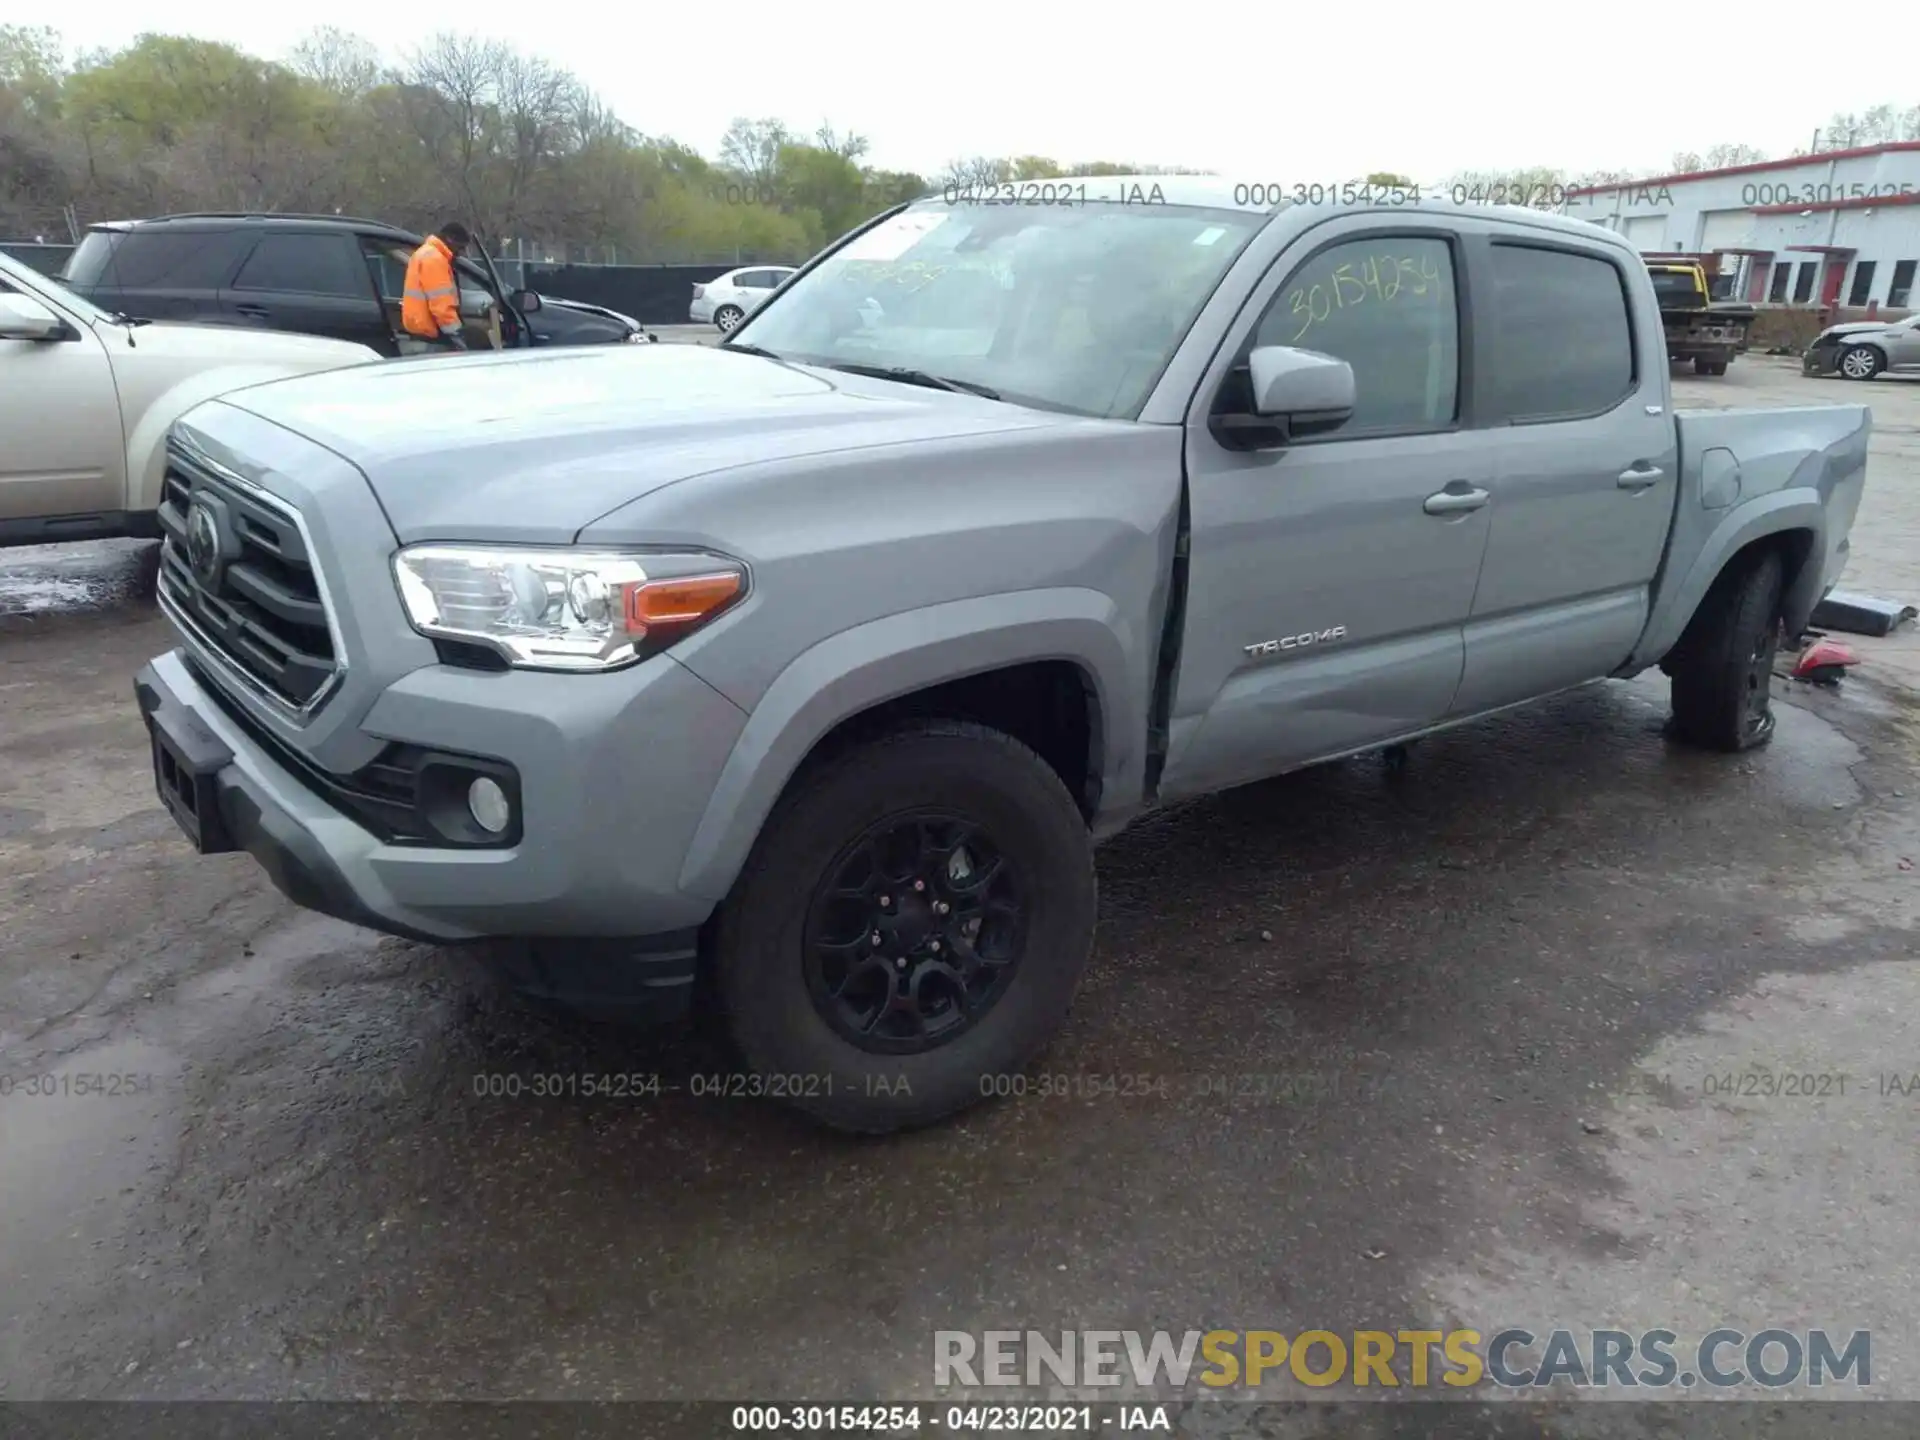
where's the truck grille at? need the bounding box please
[155,439,341,714]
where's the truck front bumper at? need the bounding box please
[134,646,750,1018]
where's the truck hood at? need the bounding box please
[1814,321,1899,343]
[215,343,1077,543]
[86,315,377,368]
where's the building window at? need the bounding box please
[1792,262,1817,304]
[1890,260,1918,310]
[1769,263,1791,302]
[1846,261,1877,307]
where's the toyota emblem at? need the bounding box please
[184,500,221,583]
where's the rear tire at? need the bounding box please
[714,305,744,334]
[1667,548,1786,752]
[1839,344,1884,381]
[713,720,1098,1133]
[1694,357,1729,376]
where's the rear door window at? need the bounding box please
[66,230,245,290]
[232,233,374,298]
[1487,244,1636,421]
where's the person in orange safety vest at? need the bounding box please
[401,220,472,351]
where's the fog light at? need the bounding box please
[467,776,511,834]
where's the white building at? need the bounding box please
[1562,141,1920,312]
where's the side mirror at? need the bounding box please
[0,292,66,341]
[512,289,542,313]
[1215,346,1355,449]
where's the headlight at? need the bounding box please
[393,545,746,671]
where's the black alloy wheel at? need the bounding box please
[803,812,1025,1053]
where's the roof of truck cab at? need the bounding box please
[88,214,417,241]
[931,177,1629,240]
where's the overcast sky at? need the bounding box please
[45,1,1858,182]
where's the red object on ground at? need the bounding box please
[1792,637,1860,683]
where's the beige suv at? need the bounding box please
[0,250,377,548]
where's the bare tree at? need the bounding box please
[1670,144,1767,173]
[491,46,579,239]
[813,122,868,162]
[719,117,790,187]
[1816,104,1920,148]
[939,155,1011,188]
[288,26,380,96]
[403,33,502,228]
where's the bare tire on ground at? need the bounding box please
[713,305,744,334]
[1839,344,1884,381]
[713,719,1098,1133]
[1666,547,1785,753]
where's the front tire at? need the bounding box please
[713,720,1097,1133]
[1839,344,1884,381]
[713,305,744,334]
[1667,548,1785,752]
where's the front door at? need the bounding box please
[1450,238,1677,715]
[1887,315,1920,368]
[1159,218,1498,799]
[0,278,122,527]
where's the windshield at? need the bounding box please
[0,248,115,325]
[1648,269,1704,305]
[730,197,1266,418]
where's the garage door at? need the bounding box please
[1699,209,1753,252]
[1620,215,1669,250]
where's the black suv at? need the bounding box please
[61,214,652,355]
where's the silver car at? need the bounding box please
[689,266,798,332]
[1804,312,1920,380]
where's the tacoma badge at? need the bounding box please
[1244,626,1347,659]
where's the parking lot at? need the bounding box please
[3,358,1919,1419]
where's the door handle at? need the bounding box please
[234,304,270,319]
[1423,485,1490,517]
[1617,465,1663,490]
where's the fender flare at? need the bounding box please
[675,588,1140,902]
[123,364,369,513]
[1631,490,1826,668]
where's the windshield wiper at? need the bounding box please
[721,341,782,359]
[818,361,1002,402]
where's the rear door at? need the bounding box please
[1449,236,1676,716]
[1160,217,1499,798]
[219,231,390,349]
[737,269,781,312]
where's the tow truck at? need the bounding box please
[1642,253,1755,376]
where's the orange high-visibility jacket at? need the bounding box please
[401,235,462,340]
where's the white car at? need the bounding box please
[689,266,799,333]
[0,251,378,548]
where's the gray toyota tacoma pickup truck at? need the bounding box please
[134,179,1869,1132]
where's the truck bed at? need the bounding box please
[1630,403,1872,671]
